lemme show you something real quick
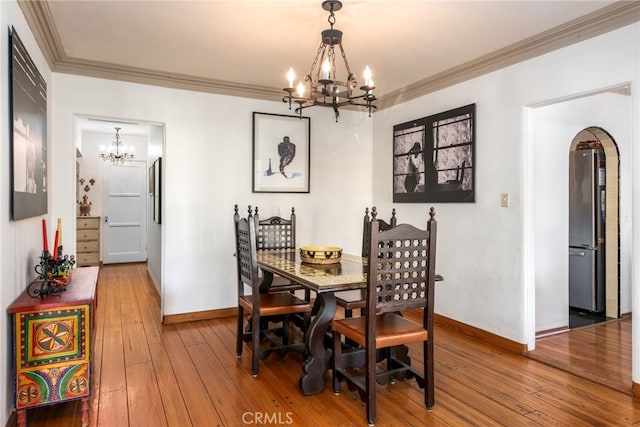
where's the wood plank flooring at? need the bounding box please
[19,263,640,426]
[527,316,632,394]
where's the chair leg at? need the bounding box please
[332,330,342,394]
[366,343,377,425]
[282,315,290,346]
[386,347,395,384]
[251,312,261,377]
[236,306,244,357]
[425,339,434,409]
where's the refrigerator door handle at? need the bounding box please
[569,247,588,257]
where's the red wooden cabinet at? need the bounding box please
[8,266,99,427]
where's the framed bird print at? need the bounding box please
[252,112,310,193]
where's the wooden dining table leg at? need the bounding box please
[299,292,336,395]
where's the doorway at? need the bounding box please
[568,127,620,329]
[531,85,630,340]
[527,85,631,392]
[74,115,164,298]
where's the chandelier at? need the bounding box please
[282,0,376,122]
[99,127,134,166]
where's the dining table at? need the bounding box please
[256,248,442,396]
[257,249,365,395]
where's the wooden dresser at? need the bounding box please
[8,266,99,427]
[76,217,100,266]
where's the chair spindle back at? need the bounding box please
[366,207,437,316]
[254,206,296,251]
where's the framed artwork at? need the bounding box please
[153,158,161,224]
[10,27,48,220]
[252,112,310,193]
[393,104,475,203]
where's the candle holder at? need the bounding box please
[27,250,76,298]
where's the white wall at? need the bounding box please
[532,92,632,332]
[0,1,52,423]
[51,75,374,316]
[371,24,639,348]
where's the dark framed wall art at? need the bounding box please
[252,112,310,193]
[10,27,48,220]
[393,104,475,203]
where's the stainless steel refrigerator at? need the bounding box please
[569,148,605,313]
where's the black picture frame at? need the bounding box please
[252,112,310,193]
[10,27,48,220]
[153,158,161,224]
[393,104,475,203]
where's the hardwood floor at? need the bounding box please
[19,263,640,426]
[527,316,632,395]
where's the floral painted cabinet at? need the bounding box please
[8,266,99,427]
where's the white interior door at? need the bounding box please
[102,160,147,263]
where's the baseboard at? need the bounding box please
[633,381,640,399]
[434,313,528,354]
[160,307,526,354]
[162,307,236,324]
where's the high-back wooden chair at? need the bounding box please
[254,206,296,251]
[361,206,397,257]
[336,207,398,317]
[332,207,438,425]
[234,205,312,377]
[253,206,310,299]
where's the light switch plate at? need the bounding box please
[501,193,509,207]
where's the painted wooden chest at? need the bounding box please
[8,266,99,427]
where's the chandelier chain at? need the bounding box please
[309,42,324,80]
[339,44,354,81]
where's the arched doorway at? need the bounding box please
[569,127,620,321]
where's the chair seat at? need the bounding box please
[334,290,366,310]
[332,312,428,349]
[239,293,312,316]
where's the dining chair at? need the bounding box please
[252,206,311,300]
[332,207,438,425]
[234,205,312,377]
[335,207,398,318]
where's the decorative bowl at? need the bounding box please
[300,246,342,264]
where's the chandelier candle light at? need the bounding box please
[99,127,134,165]
[282,0,376,122]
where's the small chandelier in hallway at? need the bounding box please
[99,127,134,166]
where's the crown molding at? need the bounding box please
[377,1,640,109]
[19,1,640,110]
[18,0,283,101]
[53,56,284,101]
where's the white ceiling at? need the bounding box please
[30,0,629,101]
